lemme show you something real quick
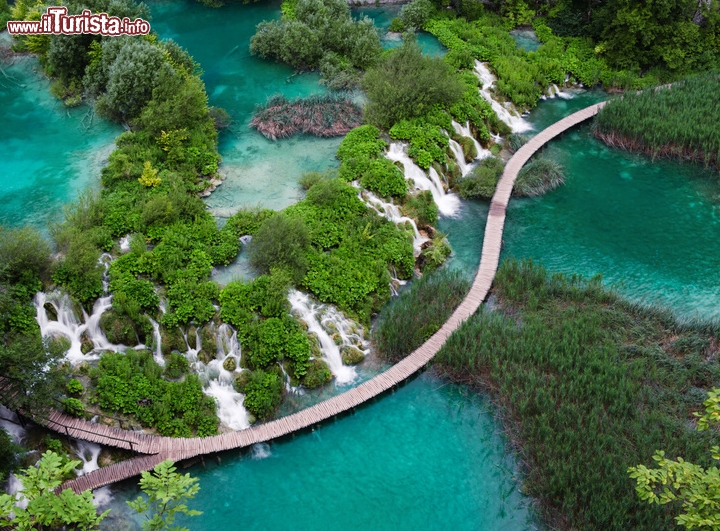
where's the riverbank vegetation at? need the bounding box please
[250,0,382,89]
[380,258,720,530]
[250,93,362,140]
[594,73,720,170]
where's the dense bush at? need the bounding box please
[248,215,311,283]
[435,258,720,530]
[93,350,218,437]
[236,369,283,420]
[250,0,382,87]
[362,37,465,129]
[457,156,504,199]
[0,428,19,483]
[399,0,435,30]
[373,269,470,362]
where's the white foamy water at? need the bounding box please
[451,120,491,161]
[250,442,272,460]
[147,317,165,368]
[386,143,461,217]
[181,324,251,430]
[448,139,471,176]
[0,406,26,443]
[72,440,102,476]
[361,190,428,254]
[288,290,366,385]
[118,235,130,253]
[473,61,533,133]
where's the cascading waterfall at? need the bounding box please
[118,235,130,253]
[451,120,491,161]
[34,291,121,363]
[147,317,165,367]
[473,60,533,133]
[448,139,471,176]
[386,142,461,217]
[288,290,367,385]
[0,405,26,444]
[72,440,102,476]
[360,190,428,254]
[181,324,251,430]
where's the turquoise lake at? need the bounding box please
[1,1,719,528]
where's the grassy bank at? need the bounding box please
[594,73,720,170]
[377,259,720,530]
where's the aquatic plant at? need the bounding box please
[457,156,504,199]
[514,156,565,196]
[373,269,470,363]
[250,93,362,140]
[434,258,720,530]
[594,73,720,170]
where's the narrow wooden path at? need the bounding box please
[22,102,606,494]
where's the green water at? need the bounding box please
[100,374,537,531]
[0,52,121,229]
[502,89,720,320]
[509,29,540,52]
[357,5,447,56]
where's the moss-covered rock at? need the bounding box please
[187,326,198,350]
[160,326,187,356]
[100,311,138,345]
[197,349,213,365]
[457,136,478,162]
[164,352,189,379]
[341,346,365,365]
[223,356,237,372]
[80,332,94,354]
[302,359,332,388]
[200,323,217,357]
[234,371,252,393]
[43,302,58,321]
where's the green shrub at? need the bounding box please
[66,379,84,396]
[373,269,470,362]
[515,156,565,196]
[362,37,465,129]
[399,0,435,30]
[238,369,283,420]
[248,214,311,283]
[302,358,332,388]
[164,353,189,379]
[404,190,438,228]
[62,397,86,418]
[457,157,504,199]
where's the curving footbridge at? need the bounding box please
[6,102,606,494]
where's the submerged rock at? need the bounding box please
[341,346,365,365]
[223,356,237,372]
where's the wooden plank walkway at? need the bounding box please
[18,102,607,494]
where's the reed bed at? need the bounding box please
[594,73,720,169]
[514,157,565,196]
[372,269,470,363]
[433,258,720,530]
[250,93,362,140]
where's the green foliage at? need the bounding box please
[336,125,387,162]
[0,428,20,484]
[362,37,465,129]
[127,459,201,531]
[389,113,450,169]
[594,74,720,169]
[164,353,189,380]
[248,214,311,283]
[404,190,438,227]
[62,397,86,418]
[0,450,109,531]
[93,350,218,437]
[399,0,436,29]
[373,269,470,362]
[302,358,332,388]
[66,378,84,396]
[457,156,504,199]
[237,369,283,420]
[250,0,382,73]
[434,258,720,530]
[515,156,565,196]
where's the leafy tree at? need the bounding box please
[399,0,435,30]
[0,450,109,531]
[0,427,20,483]
[247,214,311,282]
[127,459,201,531]
[629,389,720,530]
[362,37,465,129]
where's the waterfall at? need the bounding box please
[448,139,471,176]
[34,291,122,363]
[287,290,365,385]
[72,440,102,476]
[451,120,491,161]
[147,317,165,367]
[119,235,130,253]
[361,190,428,254]
[473,61,532,133]
[0,405,26,443]
[385,142,462,217]
[181,324,251,430]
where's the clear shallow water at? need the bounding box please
[503,90,720,321]
[358,5,447,56]
[99,374,537,531]
[510,29,540,52]
[0,52,121,229]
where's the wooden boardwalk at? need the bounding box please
[21,102,606,494]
